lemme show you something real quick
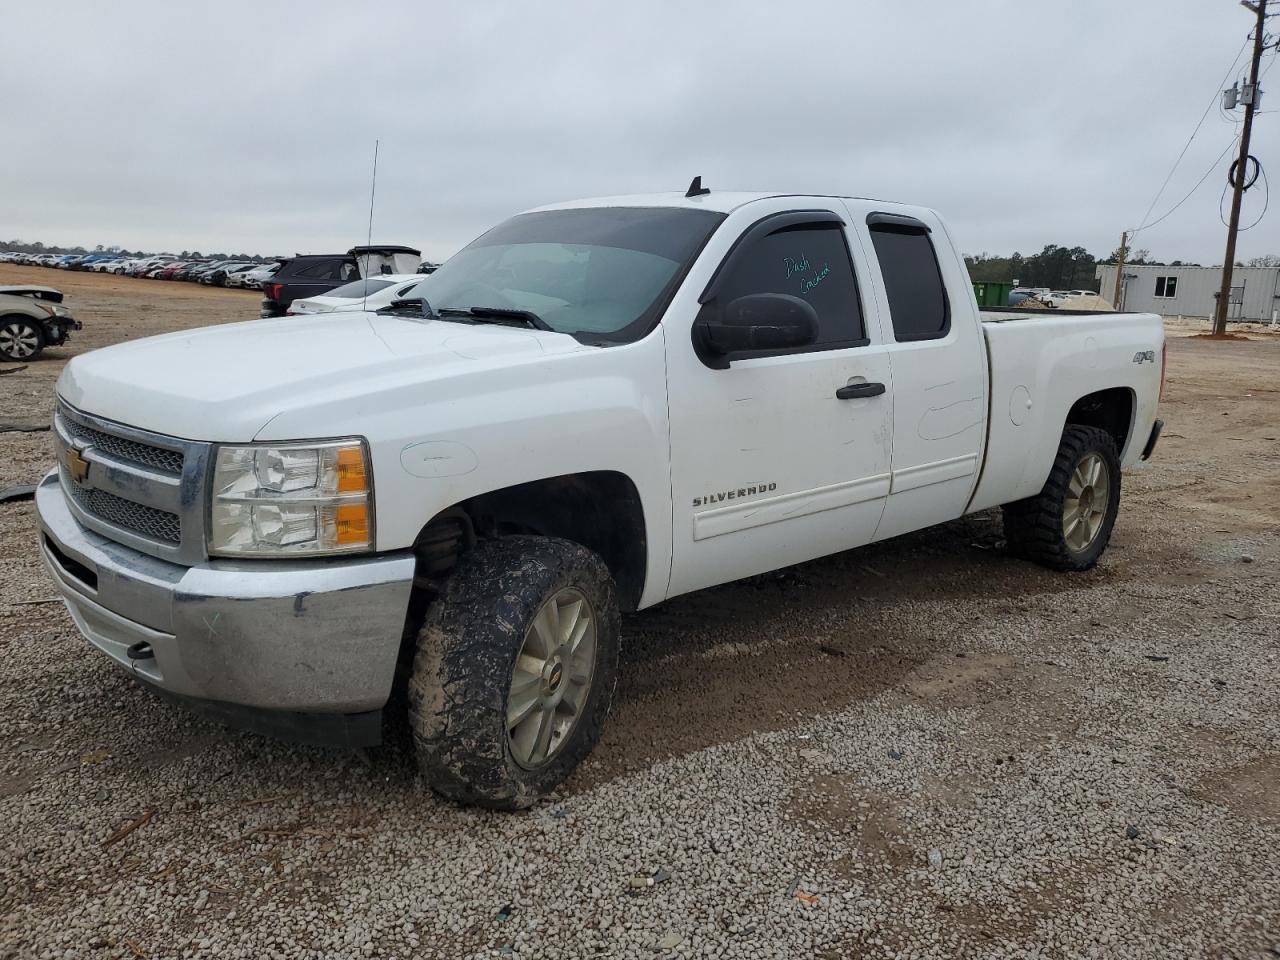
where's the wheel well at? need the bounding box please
[1065,387,1133,455]
[411,471,648,611]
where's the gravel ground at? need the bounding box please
[1,266,1278,959]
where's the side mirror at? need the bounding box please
[694,293,818,368]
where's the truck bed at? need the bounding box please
[978,306,1137,321]
[966,309,1164,514]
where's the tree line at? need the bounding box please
[966,244,1280,290]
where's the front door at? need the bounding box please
[664,206,894,599]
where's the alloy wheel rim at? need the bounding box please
[0,322,39,359]
[1063,452,1109,552]
[507,587,597,770]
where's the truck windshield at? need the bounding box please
[413,206,725,341]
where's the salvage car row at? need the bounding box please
[0,243,442,359]
[0,251,280,289]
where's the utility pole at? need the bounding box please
[1213,0,1268,336]
[1111,231,1128,309]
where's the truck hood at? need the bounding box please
[57,311,588,441]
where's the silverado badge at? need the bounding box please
[692,482,777,508]
[64,446,91,484]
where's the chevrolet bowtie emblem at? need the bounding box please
[65,446,91,484]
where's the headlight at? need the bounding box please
[209,439,373,557]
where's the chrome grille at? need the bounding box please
[59,416,184,475]
[53,401,211,564]
[61,471,181,543]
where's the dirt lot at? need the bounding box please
[1,264,1278,959]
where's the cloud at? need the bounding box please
[2,0,1274,263]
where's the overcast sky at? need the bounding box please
[3,1,1277,264]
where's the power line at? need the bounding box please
[1220,158,1269,230]
[1136,135,1233,235]
[1131,34,1249,239]
[1137,135,1241,233]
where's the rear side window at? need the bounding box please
[869,225,949,341]
[714,223,865,349]
[294,258,350,281]
[325,278,397,298]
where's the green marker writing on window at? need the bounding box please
[783,255,810,278]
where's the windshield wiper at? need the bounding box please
[436,306,552,331]
[378,297,439,319]
[380,297,425,313]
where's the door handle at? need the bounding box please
[835,382,886,400]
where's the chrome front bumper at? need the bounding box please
[35,472,416,738]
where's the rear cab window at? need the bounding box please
[867,216,950,342]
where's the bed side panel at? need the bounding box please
[968,313,1163,513]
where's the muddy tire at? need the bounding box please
[407,536,620,809]
[1002,425,1121,572]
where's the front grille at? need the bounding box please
[60,416,184,475]
[62,472,181,544]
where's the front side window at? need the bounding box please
[411,206,725,341]
[869,224,950,341]
[710,222,865,349]
[1154,276,1178,298]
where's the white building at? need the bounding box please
[1095,263,1280,322]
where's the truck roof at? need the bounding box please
[530,191,914,216]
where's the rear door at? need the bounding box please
[844,203,987,541]
[664,202,894,598]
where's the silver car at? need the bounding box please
[0,286,82,361]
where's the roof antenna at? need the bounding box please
[362,139,379,313]
[685,175,710,198]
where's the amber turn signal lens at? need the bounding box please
[336,446,368,493]
[334,503,370,545]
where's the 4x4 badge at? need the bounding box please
[65,446,91,483]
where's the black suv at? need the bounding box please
[260,255,359,317]
[260,245,422,317]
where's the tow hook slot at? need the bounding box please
[126,641,154,661]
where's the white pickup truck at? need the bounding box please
[37,187,1165,808]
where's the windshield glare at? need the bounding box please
[412,207,725,340]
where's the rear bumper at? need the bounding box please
[1141,419,1163,461]
[35,472,416,746]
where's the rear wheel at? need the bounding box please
[407,536,620,809]
[1003,425,1121,571]
[0,317,44,361]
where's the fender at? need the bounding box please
[253,325,675,611]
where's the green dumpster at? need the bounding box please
[971,280,1014,307]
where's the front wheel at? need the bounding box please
[0,317,44,361]
[407,536,620,809]
[1002,425,1121,571]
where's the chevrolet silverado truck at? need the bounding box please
[36,188,1165,808]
